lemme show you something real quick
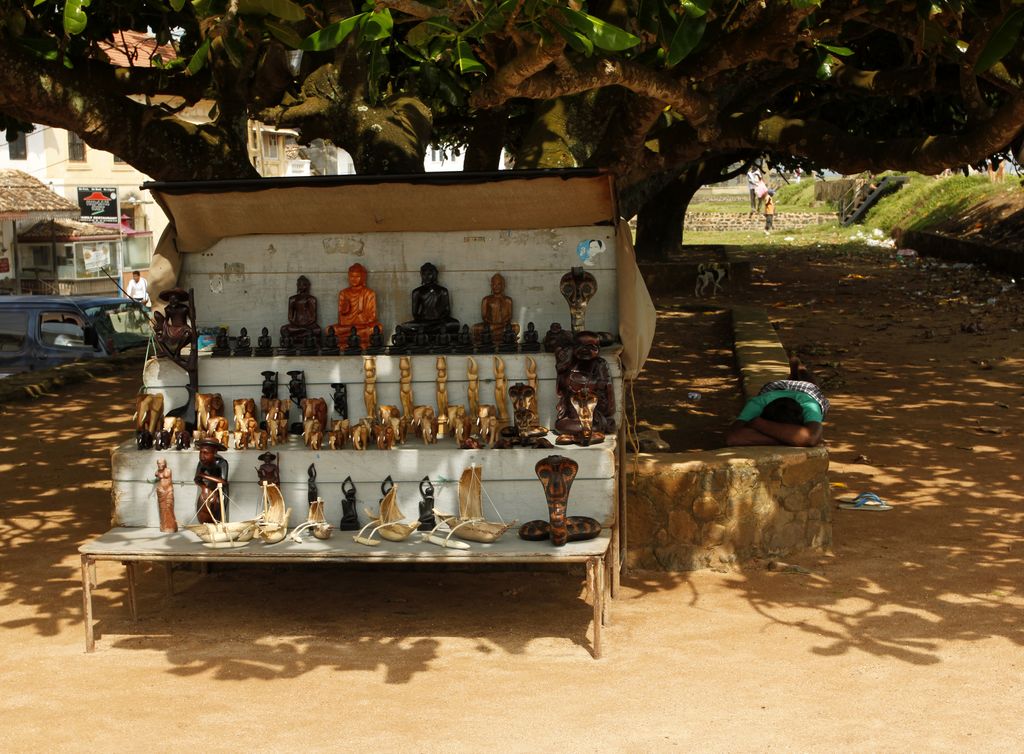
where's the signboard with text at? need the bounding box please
[78,187,119,223]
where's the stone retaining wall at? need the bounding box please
[627,448,832,571]
[898,229,1024,277]
[685,212,836,232]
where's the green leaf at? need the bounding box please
[973,8,1024,72]
[237,0,305,21]
[681,0,710,18]
[816,59,833,80]
[396,42,427,63]
[300,12,365,51]
[550,18,594,55]
[560,8,640,51]
[666,16,705,66]
[816,43,853,56]
[169,0,187,11]
[264,18,304,48]
[192,0,226,15]
[63,0,91,35]
[437,71,466,107]
[361,9,393,43]
[790,0,823,8]
[407,22,440,48]
[185,39,211,75]
[419,60,440,93]
[455,38,485,73]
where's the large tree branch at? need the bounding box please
[712,95,1024,174]
[0,43,256,180]
[472,55,718,139]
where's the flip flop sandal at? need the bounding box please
[838,492,893,511]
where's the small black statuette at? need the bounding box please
[287,370,306,435]
[260,370,278,401]
[339,476,360,530]
[277,332,295,356]
[366,325,385,355]
[498,322,518,353]
[476,324,494,353]
[299,332,320,356]
[344,326,363,355]
[321,326,340,356]
[330,383,348,420]
[388,326,408,355]
[521,322,541,352]
[232,327,252,357]
[254,327,273,356]
[211,327,231,357]
[418,476,436,530]
[307,463,318,504]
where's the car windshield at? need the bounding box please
[83,302,151,352]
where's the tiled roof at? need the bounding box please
[0,170,78,219]
[99,30,177,68]
[18,218,122,242]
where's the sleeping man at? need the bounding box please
[726,379,828,448]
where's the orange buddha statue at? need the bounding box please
[335,263,382,349]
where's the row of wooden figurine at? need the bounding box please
[158,454,602,550]
[134,387,552,453]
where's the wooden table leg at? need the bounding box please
[81,554,95,653]
[599,554,610,627]
[610,525,621,598]
[164,563,174,595]
[124,562,138,622]
[588,558,602,659]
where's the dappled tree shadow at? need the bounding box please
[650,241,1024,666]
[0,378,603,678]
[3,239,1022,676]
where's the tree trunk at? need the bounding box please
[463,109,507,171]
[634,178,692,261]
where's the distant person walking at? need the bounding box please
[764,192,775,234]
[747,165,762,215]
[126,270,150,308]
[754,176,770,214]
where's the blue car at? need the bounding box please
[0,295,151,377]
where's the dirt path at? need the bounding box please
[2,243,1023,751]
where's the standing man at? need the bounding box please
[746,164,763,216]
[126,270,150,308]
[764,191,776,235]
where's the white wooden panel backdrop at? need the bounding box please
[113,440,617,529]
[179,226,618,337]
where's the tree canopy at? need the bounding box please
[2,1,1023,220]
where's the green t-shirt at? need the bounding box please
[737,390,824,424]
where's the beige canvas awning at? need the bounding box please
[147,170,655,376]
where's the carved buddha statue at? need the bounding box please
[335,263,382,349]
[280,275,321,344]
[472,273,518,345]
[397,262,461,337]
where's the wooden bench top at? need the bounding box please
[81,527,612,564]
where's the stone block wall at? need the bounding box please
[627,447,832,571]
[684,212,836,232]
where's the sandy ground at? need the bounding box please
[2,243,1023,752]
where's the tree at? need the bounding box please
[2,1,1023,256]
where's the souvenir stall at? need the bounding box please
[80,169,656,658]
